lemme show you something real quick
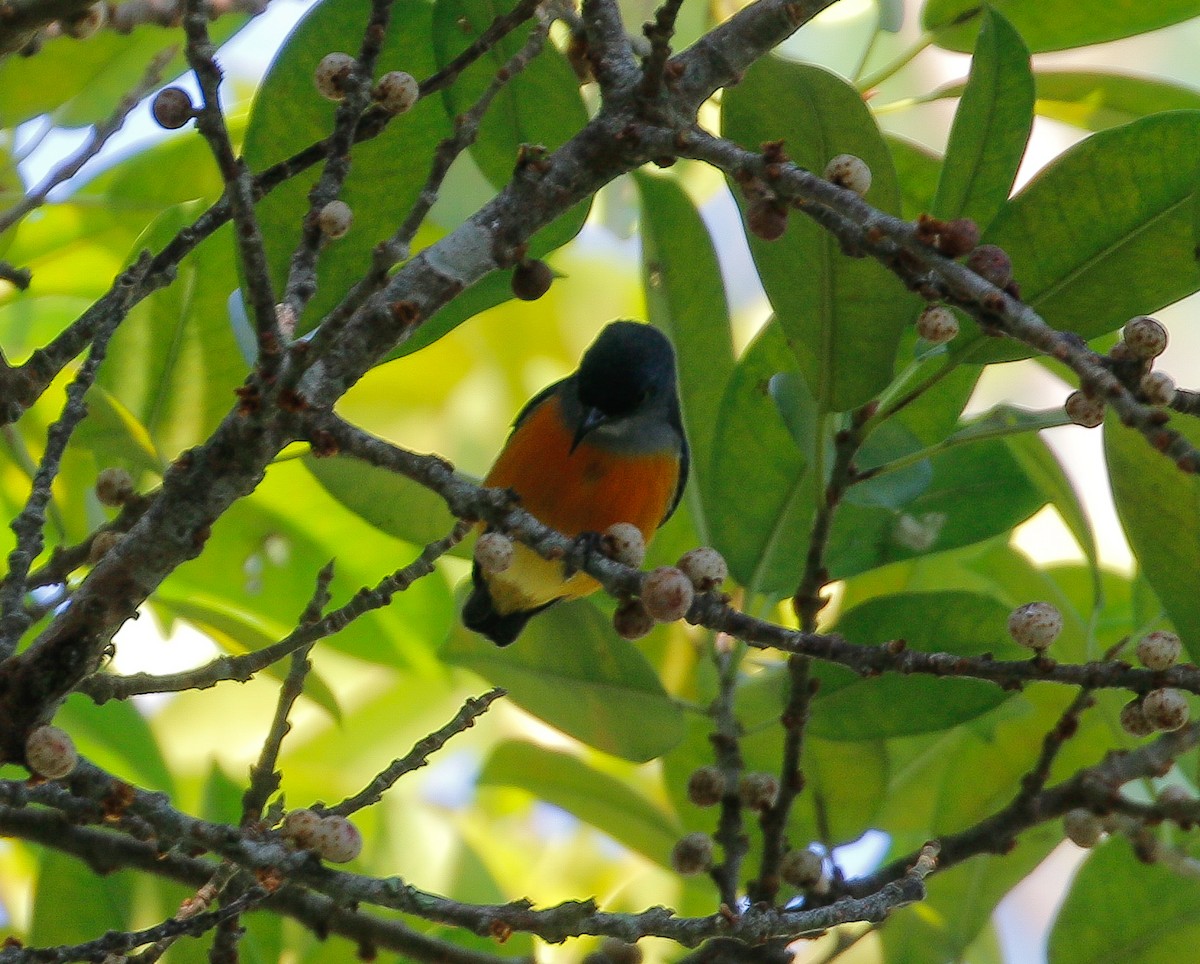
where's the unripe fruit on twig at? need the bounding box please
[965,244,1013,288]
[603,522,645,568]
[739,771,779,811]
[25,725,78,780]
[780,848,825,888]
[613,598,654,640]
[474,532,514,575]
[151,87,194,129]
[96,467,134,507]
[312,814,362,863]
[315,52,355,100]
[1064,390,1104,428]
[1140,371,1176,406]
[1120,697,1154,737]
[640,567,694,622]
[745,200,788,241]
[511,259,553,301]
[1142,688,1189,731]
[599,939,643,964]
[1007,602,1062,651]
[935,218,980,258]
[676,547,728,592]
[281,808,322,847]
[1063,809,1104,848]
[88,530,121,564]
[318,200,353,239]
[1136,631,1182,671]
[686,765,726,807]
[670,832,713,875]
[1122,315,1168,359]
[374,70,419,114]
[916,305,958,344]
[823,154,871,196]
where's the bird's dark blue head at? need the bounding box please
[576,321,678,419]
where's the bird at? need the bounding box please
[462,320,689,646]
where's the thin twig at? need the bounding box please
[708,644,749,909]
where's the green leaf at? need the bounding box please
[432,0,590,253]
[923,0,1200,54]
[932,8,1033,230]
[243,0,453,334]
[808,591,1026,739]
[634,172,735,540]
[722,57,915,411]
[479,741,682,865]
[59,693,175,794]
[887,135,942,220]
[1106,417,1200,661]
[1035,71,1200,132]
[707,321,814,597]
[304,453,471,558]
[72,385,164,476]
[441,599,685,762]
[200,761,249,826]
[30,850,135,945]
[1050,836,1200,963]
[959,111,1200,364]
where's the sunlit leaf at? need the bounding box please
[1035,70,1200,131]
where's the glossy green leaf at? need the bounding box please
[1106,417,1200,660]
[59,692,175,794]
[432,0,590,252]
[958,112,1200,363]
[847,420,932,510]
[707,321,814,597]
[932,8,1033,230]
[1035,71,1200,131]
[243,0,453,334]
[304,453,471,558]
[1050,837,1200,963]
[722,57,914,411]
[30,850,134,945]
[634,172,735,538]
[72,385,164,476]
[441,599,684,762]
[807,591,1026,739]
[923,0,1200,53]
[887,135,942,220]
[479,741,681,865]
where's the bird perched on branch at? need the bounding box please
[462,320,689,645]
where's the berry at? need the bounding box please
[315,52,355,101]
[686,765,726,807]
[96,467,134,507]
[1063,808,1103,848]
[640,567,694,622]
[670,832,714,875]
[1143,688,1189,731]
[25,725,78,780]
[1120,698,1154,737]
[739,771,779,811]
[374,70,419,114]
[1122,315,1168,359]
[823,154,871,196]
[317,200,353,239]
[1006,602,1063,651]
[281,808,322,847]
[1140,371,1176,406]
[676,547,728,592]
[745,200,788,241]
[151,88,194,131]
[935,218,980,258]
[916,305,959,344]
[87,530,121,564]
[311,814,362,863]
[613,598,654,640]
[511,259,553,301]
[602,523,646,569]
[780,848,824,888]
[1136,631,1182,671]
[965,244,1013,288]
[599,939,643,964]
[474,532,514,575]
[1064,390,1104,428]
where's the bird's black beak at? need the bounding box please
[571,406,607,453]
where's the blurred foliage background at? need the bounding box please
[5,0,1200,961]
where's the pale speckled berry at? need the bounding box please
[677,547,728,592]
[686,765,726,807]
[603,522,646,569]
[739,771,779,811]
[1136,630,1182,671]
[25,725,78,780]
[1122,315,1168,359]
[96,467,134,507]
[318,200,353,239]
[916,305,958,344]
[1120,698,1154,737]
[1063,808,1104,848]
[670,832,714,875]
[640,566,694,622]
[823,154,871,196]
[474,532,514,575]
[281,808,322,847]
[780,848,825,888]
[1143,688,1189,731]
[311,814,362,863]
[374,70,419,114]
[315,52,355,100]
[1007,601,1063,651]
[1064,390,1104,428]
[1141,371,1176,406]
[612,598,654,641]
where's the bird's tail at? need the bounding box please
[462,568,538,646]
